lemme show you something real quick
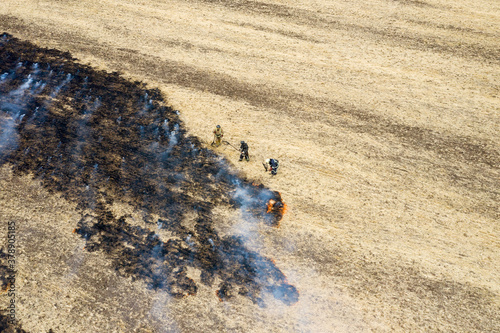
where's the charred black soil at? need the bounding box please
[0,311,29,333]
[0,33,297,307]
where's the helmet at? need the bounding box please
[216,125,220,128]
[241,141,245,144]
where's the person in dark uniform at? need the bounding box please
[263,158,279,175]
[239,141,249,161]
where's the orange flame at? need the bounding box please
[266,199,287,216]
[281,202,288,216]
[266,199,276,213]
[276,192,287,216]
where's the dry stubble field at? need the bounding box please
[0,0,499,332]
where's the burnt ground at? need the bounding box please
[0,312,29,333]
[0,33,297,310]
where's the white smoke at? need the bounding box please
[0,114,19,158]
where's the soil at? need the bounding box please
[0,1,499,332]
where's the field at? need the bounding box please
[0,0,499,332]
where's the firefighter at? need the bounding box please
[212,125,223,147]
[239,141,249,161]
[263,158,279,175]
